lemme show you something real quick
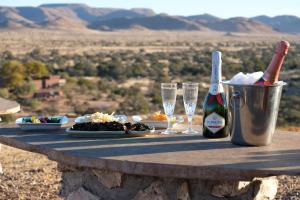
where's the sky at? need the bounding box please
[1,0,300,18]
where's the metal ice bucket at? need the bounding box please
[223,81,286,146]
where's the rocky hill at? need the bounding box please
[0,4,299,33]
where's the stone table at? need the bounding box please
[0,126,299,200]
[0,98,20,115]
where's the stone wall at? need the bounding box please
[0,144,2,174]
[58,165,278,200]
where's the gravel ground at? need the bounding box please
[0,145,299,200]
[276,176,300,200]
[0,145,62,200]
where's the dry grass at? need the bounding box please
[1,28,300,55]
[0,145,62,200]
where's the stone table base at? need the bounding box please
[59,165,278,200]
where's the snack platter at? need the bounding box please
[16,116,68,131]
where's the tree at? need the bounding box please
[118,86,150,114]
[0,60,25,88]
[25,60,49,78]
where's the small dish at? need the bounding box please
[132,115,184,129]
[16,116,68,131]
[139,120,168,129]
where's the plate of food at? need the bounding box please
[132,111,184,129]
[67,112,154,138]
[16,116,68,131]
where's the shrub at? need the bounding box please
[77,78,96,90]
[0,114,16,123]
[118,86,150,114]
[0,88,10,98]
[14,80,36,96]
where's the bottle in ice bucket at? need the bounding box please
[202,51,229,138]
[255,40,290,85]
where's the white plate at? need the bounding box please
[16,116,68,131]
[66,128,152,138]
[74,116,89,123]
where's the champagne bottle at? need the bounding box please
[202,51,229,138]
[255,40,290,85]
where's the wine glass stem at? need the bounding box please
[167,116,172,130]
[188,116,193,131]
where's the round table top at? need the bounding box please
[0,98,20,115]
[0,124,299,181]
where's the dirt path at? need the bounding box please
[0,145,299,200]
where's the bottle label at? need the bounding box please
[204,112,225,133]
[209,83,224,95]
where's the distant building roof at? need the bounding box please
[0,98,20,115]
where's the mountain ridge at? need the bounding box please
[0,4,299,33]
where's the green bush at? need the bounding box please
[0,88,10,98]
[14,80,36,96]
[77,78,96,90]
[0,114,16,123]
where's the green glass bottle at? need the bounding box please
[202,51,229,138]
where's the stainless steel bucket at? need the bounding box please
[223,82,286,146]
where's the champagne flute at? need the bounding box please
[182,82,199,134]
[161,83,177,134]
